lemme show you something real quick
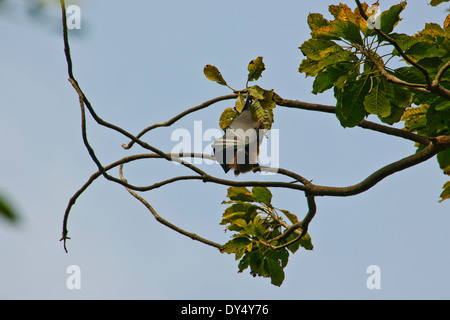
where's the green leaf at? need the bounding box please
[310,23,341,41]
[299,39,343,61]
[405,41,447,61]
[439,181,450,202]
[379,104,406,125]
[391,85,412,109]
[435,100,450,111]
[226,187,254,202]
[220,203,259,226]
[334,20,363,45]
[336,74,371,127]
[298,232,314,251]
[300,50,357,78]
[390,33,416,53]
[425,102,450,135]
[251,187,272,207]
[247,85,266,100]
[221,236,251,255]
[445,13,450,31]
[437,149,450,172]
[402,105,428,133]
[0,195,17,222]
[299,58,322,77]
[251,99,274,130]
[430,0,450,7]
[379,83,410,124]
[203,64,227,86]
[378,2,407,35]
[394,66,427,85]
[247,57,265,82]
[280,209,298,224]
[220,211,249,226]
[307,13,330,31]
[259,90,277,110]
[264,255,286,287]
[364,77,392,118]
[312,62,354,94]
[235,92,246,113]
[219,107,238,130]
[231,218,248,230]
[328,3,355,21]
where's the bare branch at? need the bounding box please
[118,165,223,250]
[61,133,450,252]
[60,152,311,251]
[309,135,450,197]
[122,94,239,150]
[277,98,432,146]
[59,0,450,256]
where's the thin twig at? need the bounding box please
[434,60,450,84]
[122,94,239,150]
[119,165,223,250]
[260,194,316,250]
[354,0,432,87]
[357,45,430,92]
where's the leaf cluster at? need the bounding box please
[300,2,412,127]
[299,1,450,202]
[203,58,279,130]
[219,186,313,286]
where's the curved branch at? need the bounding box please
[122,94,239,150]
[357,45,429,91]
[60,0,449,256]
[60,1,209,191]
[118,165,223,250]
[263,194,317,251]
[309,135,450,197]
[277,98,431,146]
[435,60,450,85]
[60,152,311,251]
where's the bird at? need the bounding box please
[212,94,264,176]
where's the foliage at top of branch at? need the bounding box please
[203,57,278,130]
[299,1,450,202]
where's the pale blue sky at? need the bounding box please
[0,0,449,299]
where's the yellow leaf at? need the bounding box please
[203,64,227,86]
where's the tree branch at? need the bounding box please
[354,0,450,100]
[59,0,450,256]
[262,193,317,251]
[434,60,450,85]
[61,134,450,252]
[122,94,239,150]
[277,98,432,146]
[354,0,432,87]
[357,45,429,91]
[308,135,450,197]
[118,165,223,250]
